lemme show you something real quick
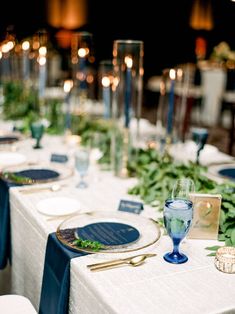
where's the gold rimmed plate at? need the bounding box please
[56,211,161,254]
[208,163,235,182]
[0,162,74,185]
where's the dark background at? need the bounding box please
[1,0,235,79]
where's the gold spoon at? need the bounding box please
[19,183,64,194]
[88,253,156,272]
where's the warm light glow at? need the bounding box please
[78,47,88,58]
[86,74,94,84]
[76,72,86,81]
[47,0,88,30]
[7,41,15,50]
[169,69,176,80]
[38,56,46,66]
[112,77,119,91]
[39,46,47,56]
[102,76,111,88]
[33,41,40,50]
[22,41,30,51]
[2,44,9,53]
[177,68,183,80]
[190,0,213,31]
[124,56,133,68]
[0,52,2,59]
[63,79,73,93]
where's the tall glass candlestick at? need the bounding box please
[167,69,176,135]
[112,40,144,178]
[38,46,47,100]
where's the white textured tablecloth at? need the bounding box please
[5,135,235,314]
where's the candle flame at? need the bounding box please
[22,41,30,51]
[125,56,133,69]
[2,44,10,53]
[78,47,89,58]
[102,76,111,88]
[64,80,73,93]
[7,41,15,51]
[38,56,46,66]
[176,68,183,80]
[169,69,176,80]
[39,46,47,56]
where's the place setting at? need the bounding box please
[0,162,74,186]
[56,210,162,255]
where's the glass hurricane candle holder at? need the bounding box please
[111,40,144,178]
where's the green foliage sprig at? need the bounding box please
[127,148,235,250]
[72,238,104,251]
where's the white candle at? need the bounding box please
[124,56,133,128]
[167,69,176,135]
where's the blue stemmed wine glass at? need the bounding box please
[30,121,44,149]
[163,178,194,264]
[191,127,208,165]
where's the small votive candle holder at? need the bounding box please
[214,246,235,274]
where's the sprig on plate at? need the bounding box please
[72,238,105,251]
[2,172,33,184]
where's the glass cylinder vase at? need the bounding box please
[112,40,144,178]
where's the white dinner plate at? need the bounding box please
[36,197,81,217]
[0,152,26,168]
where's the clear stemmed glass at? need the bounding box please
[163,178,195,264]
[191,127,208,164]
[30,122,44,149]
[75,148,90,188]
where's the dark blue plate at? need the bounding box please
[0,136,19,144]
[218,168,235,180]
[14,169,60,181]
[75,222,140,247]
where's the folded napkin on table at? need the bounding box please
[39,233,88,314]
[0,179,21,269]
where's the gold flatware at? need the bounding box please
[87,253,156,272]
[19,183,65,194]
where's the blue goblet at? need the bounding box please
[30,122,44,149]
[163,198,193,264]
[191,127,208,165]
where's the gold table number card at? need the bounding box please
[188,193,222,240]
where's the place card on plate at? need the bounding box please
[118,199,144,214]
[188,193,222,240]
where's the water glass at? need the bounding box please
[163,178,194,264]
[163,198,193,264]
[75,148,89,188]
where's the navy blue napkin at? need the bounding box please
[0,179,20,269]
[39,233,88,314]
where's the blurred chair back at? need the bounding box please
[0,295,37,314]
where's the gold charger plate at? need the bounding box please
[208,163,235,182]
[0,162,74,185]
[56,211,161,254]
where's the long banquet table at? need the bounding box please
[2,134,235,313]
